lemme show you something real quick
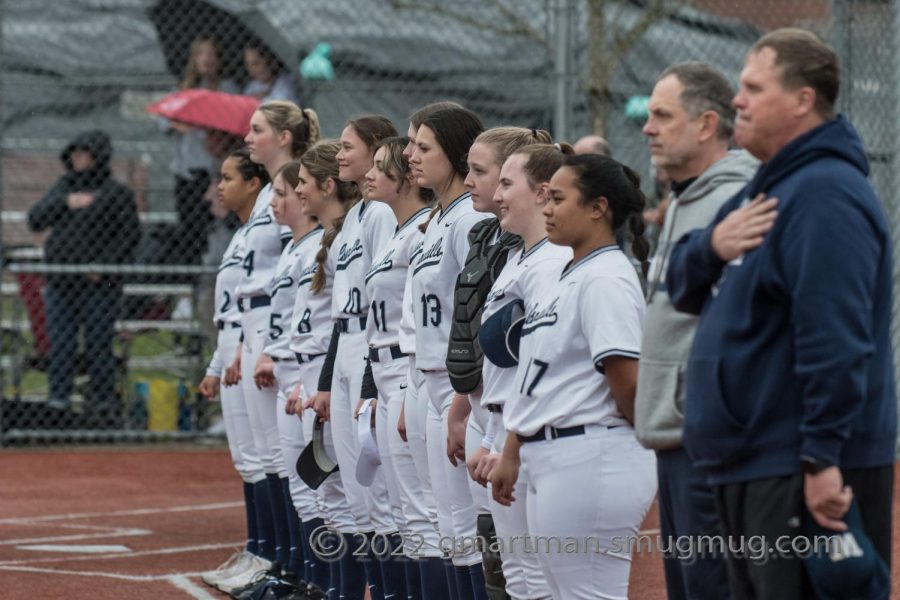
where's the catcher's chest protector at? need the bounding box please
[446,218,522,393]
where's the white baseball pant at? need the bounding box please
[273,360,319,522]
[240,306,282,475]
[423,370,479,567]
[295,355,355,531]
[519,424,657,599]
[217,326,265,484]
[371,353,442,558]
[330,329,395,534]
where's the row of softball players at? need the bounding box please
[200,98,658,600]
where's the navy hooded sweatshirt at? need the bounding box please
[667,115,896,486]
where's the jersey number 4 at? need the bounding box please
[242,251,255,276]
[520,358,549,396]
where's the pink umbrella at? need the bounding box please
[146,89,260,137]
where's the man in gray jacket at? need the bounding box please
[636,63,758,600]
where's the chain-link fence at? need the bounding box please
[1,0,897,444]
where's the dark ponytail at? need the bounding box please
[562,154,649,277]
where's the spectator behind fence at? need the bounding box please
[27,130,140,427]
[242,41,301,105]
[164,36,239,265]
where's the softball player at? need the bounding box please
[290,140,361,599]
[398,103,462,560]
[474,144,573,600]
[361,136,449,600]
[493,154,657,600]
[312,116,402,598]
[256,162,324,593]
[198,149,272,593]
[408,106,490,600]
[230,101,320,588]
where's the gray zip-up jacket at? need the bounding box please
[635,149,759,450]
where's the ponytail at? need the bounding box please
[298,140,361,293]
[562,154,649,275]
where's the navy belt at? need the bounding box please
[486,403,503,414]
[369,345,405,363]
[517,425,586,444]
[217,320,241,330]
[337,316,367,333]
[296,352,326,365]
[238,295,271,312]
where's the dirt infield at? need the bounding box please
[0,448,896,599]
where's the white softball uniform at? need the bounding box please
[479,238,570,599]
[396,237,439,530]
[237,184,287,475]
[329,199,397,535]
[287,236,357,532]
[364,207,442,557]
[507,244,656,599]
[411,192,491,566]
[208,227,264,485]
[262,226,323,514]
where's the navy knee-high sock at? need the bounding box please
[340,533,367,600]
[279,477,303,579]
[373,532,406,600]
[443,559,458,599]
[243,481,259,556]
[419,557,451,600]
[454,565,476,600]
[468,562,487,600]
[253,479,276,562]
[404,558,422,600]
[301,517,331,590]
[327,543,340,600]
[265,473,290,570]
[362,535,385,600]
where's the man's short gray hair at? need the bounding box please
[658,62,736,140]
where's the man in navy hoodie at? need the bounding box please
[667,28,895,599]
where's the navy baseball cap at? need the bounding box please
[296,417,339,490]
[802,499,889,600]
[478,301,524,369]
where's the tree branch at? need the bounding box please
[387,0,548,48]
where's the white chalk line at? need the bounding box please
[1,527,151,546]
[0,501,243,525]
[167,574,220,600]
[0,563,213,581]
[0,541,241,566]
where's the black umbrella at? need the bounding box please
[147,0,279,85]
